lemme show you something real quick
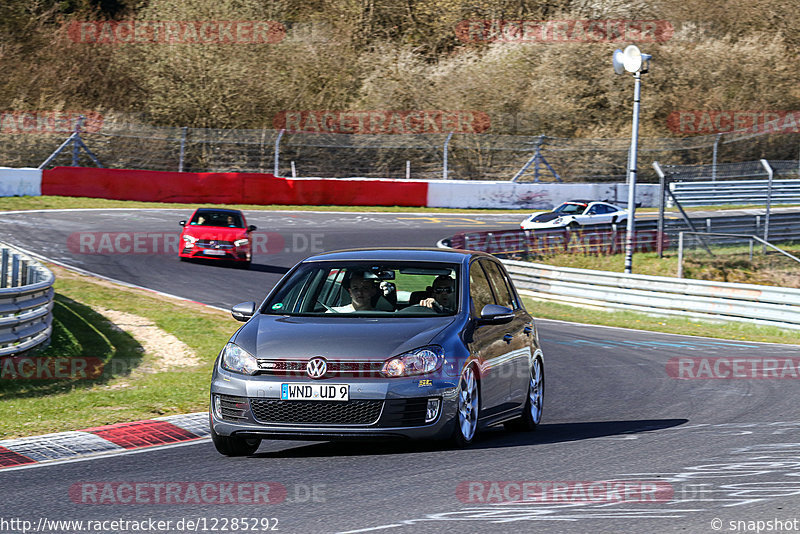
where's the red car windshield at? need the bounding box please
[190,211,244,228]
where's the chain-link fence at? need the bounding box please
[675,231,800,283]
[3,120,799,182]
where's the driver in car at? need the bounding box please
[419,275,455,312]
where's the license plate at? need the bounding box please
[281,383,349,401]
[203,249,226,256]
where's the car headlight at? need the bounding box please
[553,217,563,224]
[220,343,259,375]
[233,238,249,247]
[183,235,198,244]
[381,346,444,378]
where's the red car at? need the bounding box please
[178,208,256,267]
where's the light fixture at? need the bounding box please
[612,49,626,75]
[612,45,652,274]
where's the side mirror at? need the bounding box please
[179,220,187,227]
[231,301,257,322]
[248,225,257,232]
[477,304,514,325]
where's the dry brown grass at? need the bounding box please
[1,0,798,143]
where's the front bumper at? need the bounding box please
[179,246,250,261]
[520,221,567,230]
[210,368,459,441]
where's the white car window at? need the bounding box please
[594,205,611,214]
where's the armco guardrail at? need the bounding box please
[503,259,800,330]
[0,244,55,357]
[668,179,800,207]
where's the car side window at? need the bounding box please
[481,260,516,309]
[469,262,495,317]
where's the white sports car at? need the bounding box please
[520,200,628,230]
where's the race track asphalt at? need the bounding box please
[2,208,799,534]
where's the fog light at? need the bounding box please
[425,398,440,423]
[213,394,222,418]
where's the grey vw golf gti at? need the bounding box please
[210,248,544,455]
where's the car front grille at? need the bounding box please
[255,359,384,378]
[250,399,383,425]
[195,240,234,249]
[217,394,249,422]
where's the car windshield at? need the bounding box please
[190,211,244,228]
[554,203,588,215]
[264,261,459,316]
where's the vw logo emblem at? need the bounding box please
[306,357,327,379]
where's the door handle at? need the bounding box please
[503,333,513,343]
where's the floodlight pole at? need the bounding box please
[623,70,642,274]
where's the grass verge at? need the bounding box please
[0,265,238,439]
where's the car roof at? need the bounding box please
[302,247,488,264]
[565,199,622,205]
[192,208,244,215]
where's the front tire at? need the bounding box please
[452,365,480,447]
[211,426,261,456]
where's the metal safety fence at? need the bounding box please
[0,244,56,357]
[503,259,800,330]
[2,118,799,182]
[654,160,800,207]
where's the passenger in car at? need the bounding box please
[331,270,394,312]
